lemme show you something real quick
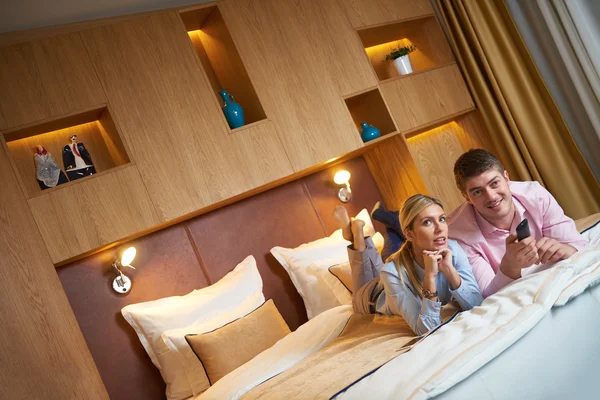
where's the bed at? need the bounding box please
[110,205,599,400]
[192,215,600,400]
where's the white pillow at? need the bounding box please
[121,255,264,400]
[270,209,383,318]
[161,292,265,396]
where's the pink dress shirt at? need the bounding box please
[448,181,588,298]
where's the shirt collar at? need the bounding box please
[473,195,527,236]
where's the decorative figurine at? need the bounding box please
[360,122,381,142]
[62,134,96,181]
[219,89,245,129]
[34,145,68,190]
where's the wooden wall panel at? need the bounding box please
[0,33,105,130]
[380,64,474,132]
[407,124,466,211]
[98,110,130,166]
[339,0,433,28]
[0,148,108,400]
[363,135,428,209]
[220,0,375,171]
[454,110,498,155]
[80,12,293,222]
[28,165,161,263]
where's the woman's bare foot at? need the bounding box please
[333,206,353,242]
[351,219,366,251]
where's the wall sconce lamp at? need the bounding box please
[334,170,352,203]
[112,246,137,294]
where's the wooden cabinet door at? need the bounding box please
[0,33,105,130]
[81,12,293,222]
[220,0,377,171]
[28,165,161,263]
[0,147,108,399]
[380,64,475,132]
[339,0,434,28]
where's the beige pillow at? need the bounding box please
[329,262,353,294]
[185,299,291,384]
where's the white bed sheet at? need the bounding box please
[435,282,600,400]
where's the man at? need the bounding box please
[448,149,588,298]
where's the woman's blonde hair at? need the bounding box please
[389,194,444,298]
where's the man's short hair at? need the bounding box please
[454,149,505,193]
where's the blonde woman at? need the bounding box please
[333,194,483,335]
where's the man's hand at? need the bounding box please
[536,237,577,264]
[500,233,539,279]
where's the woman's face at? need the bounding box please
[405,204,448,251]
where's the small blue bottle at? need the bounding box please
[360,122,381,142]
[219,89,245,129]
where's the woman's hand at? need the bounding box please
[436,249,462,290]
[423,250,442,277]
[437,249,453,274]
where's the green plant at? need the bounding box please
[385,44,416,61]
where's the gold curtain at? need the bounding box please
[436,0,600,219]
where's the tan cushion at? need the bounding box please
[185,299,291,384]
[575,213,600,233]
[329,262,353,294]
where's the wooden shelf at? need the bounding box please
[378,62,457,85]
[357,15,454,82]
[180,4,267,128]
[344,88,398,143]
[1,105,130,199]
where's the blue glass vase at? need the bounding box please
[360,122,381,142]
[219,89,245,129]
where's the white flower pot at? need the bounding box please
[393,55,413,75]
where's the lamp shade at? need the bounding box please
[334,170,351,185]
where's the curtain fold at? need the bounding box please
[435,0,600,219]
[506,0,600,182]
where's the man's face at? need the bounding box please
[463,169,513,224]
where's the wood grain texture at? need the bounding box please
[98,108,130,166]
[81,11,293,222]
[345,88,398,139]
[454,110,498,155]
[363,134,428,209]
[188,30,223,100]
[28,165,161,263]
[380,64,474,132]
[5,111,129,199]
[407,123,466,211]
[220,0,376,171]
[360,17,454,81]
[0,146,108,399]
[339,0,433,28]
[190,7,267,125]
[0,33,105,130]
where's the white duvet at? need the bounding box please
[198,225,600,400]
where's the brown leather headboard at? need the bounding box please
[57,156,384,400]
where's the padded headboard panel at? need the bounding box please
[57,156,384,400]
